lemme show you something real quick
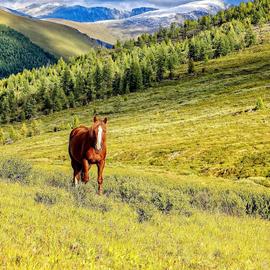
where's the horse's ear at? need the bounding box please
[93,116,98,123]
[104,117,108,124]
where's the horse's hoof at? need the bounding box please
[82,178,89,184]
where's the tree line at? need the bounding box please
[0,0,268,124]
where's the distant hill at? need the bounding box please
[47,0,225,44]
[0,25,56,78]
[40,6,157,23]
[0,9,100,59]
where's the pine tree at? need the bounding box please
[129,58,143,92]
[245,26,257,46]
[23,97,37,120]
[94,62,103,99]
[61,67,74,96]
[102,57,114,97]
[0,95,11,123]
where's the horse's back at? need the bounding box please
[70,126,89,139]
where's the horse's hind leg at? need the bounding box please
[71,160,82,187]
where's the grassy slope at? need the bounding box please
[0,10,97,59]
[47,18,137,44]
[1,42,270,186]
[0,180,269,269]
[0,39,270,268]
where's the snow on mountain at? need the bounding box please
[38,6,157,22]
[95,0,226,34]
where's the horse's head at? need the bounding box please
[92,116,108,151]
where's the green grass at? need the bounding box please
[0,41,270,268]
[0,10,97,59]
[0,160,269,269]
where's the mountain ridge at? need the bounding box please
[39,6,158,22]
[47,0,226,44]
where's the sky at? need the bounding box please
[1,0,243,9]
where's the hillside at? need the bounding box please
[0,25,56,78]
[46,18,128,44]
[0,40,270,268]
[0,9,99,59]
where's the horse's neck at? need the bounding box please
[88,127,94,139]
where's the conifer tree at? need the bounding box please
[129,58,143,92]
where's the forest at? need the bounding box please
[0,25,56,79]
[0,0,269,124]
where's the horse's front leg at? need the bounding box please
[82,158,90,183]
[97,160,105,195]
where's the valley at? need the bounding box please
[0,40,270,269]
[0,0,269,268]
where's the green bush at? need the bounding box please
[45,172,70,189]
[255,97,265,110]
[34,192,57,206]
[0,158,32,184]
[71,184,112,213]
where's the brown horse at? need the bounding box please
[69,116,108,194]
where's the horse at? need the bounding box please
[69,116,108,194]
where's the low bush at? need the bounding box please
[34,192,57,206]
[0,157,269,220]
[0,158,32,184]
[71,184,112,213]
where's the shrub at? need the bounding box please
[151,192,173,214]
[0,128,5,145]
[71,184,112,213]
[0,158,32,184]
[71,116,80,129]
[34,192,57,206]
[103,176,191,217]
[255,97,265,111]
[20,123,28,137]
[30,120,41,135]
[219,191,246,216]
[8,126,19,142]
[45,172,70,189]
[136,204,155,223]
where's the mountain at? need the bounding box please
[0,25,56,78]
[39,6,157,22]
[0,6,30,17]
[0,9,105,59]
[47,0,226,44]
[0,1,243,26]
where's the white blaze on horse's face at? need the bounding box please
[96,126,103,151]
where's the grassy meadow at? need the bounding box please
[0,40,270,268]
